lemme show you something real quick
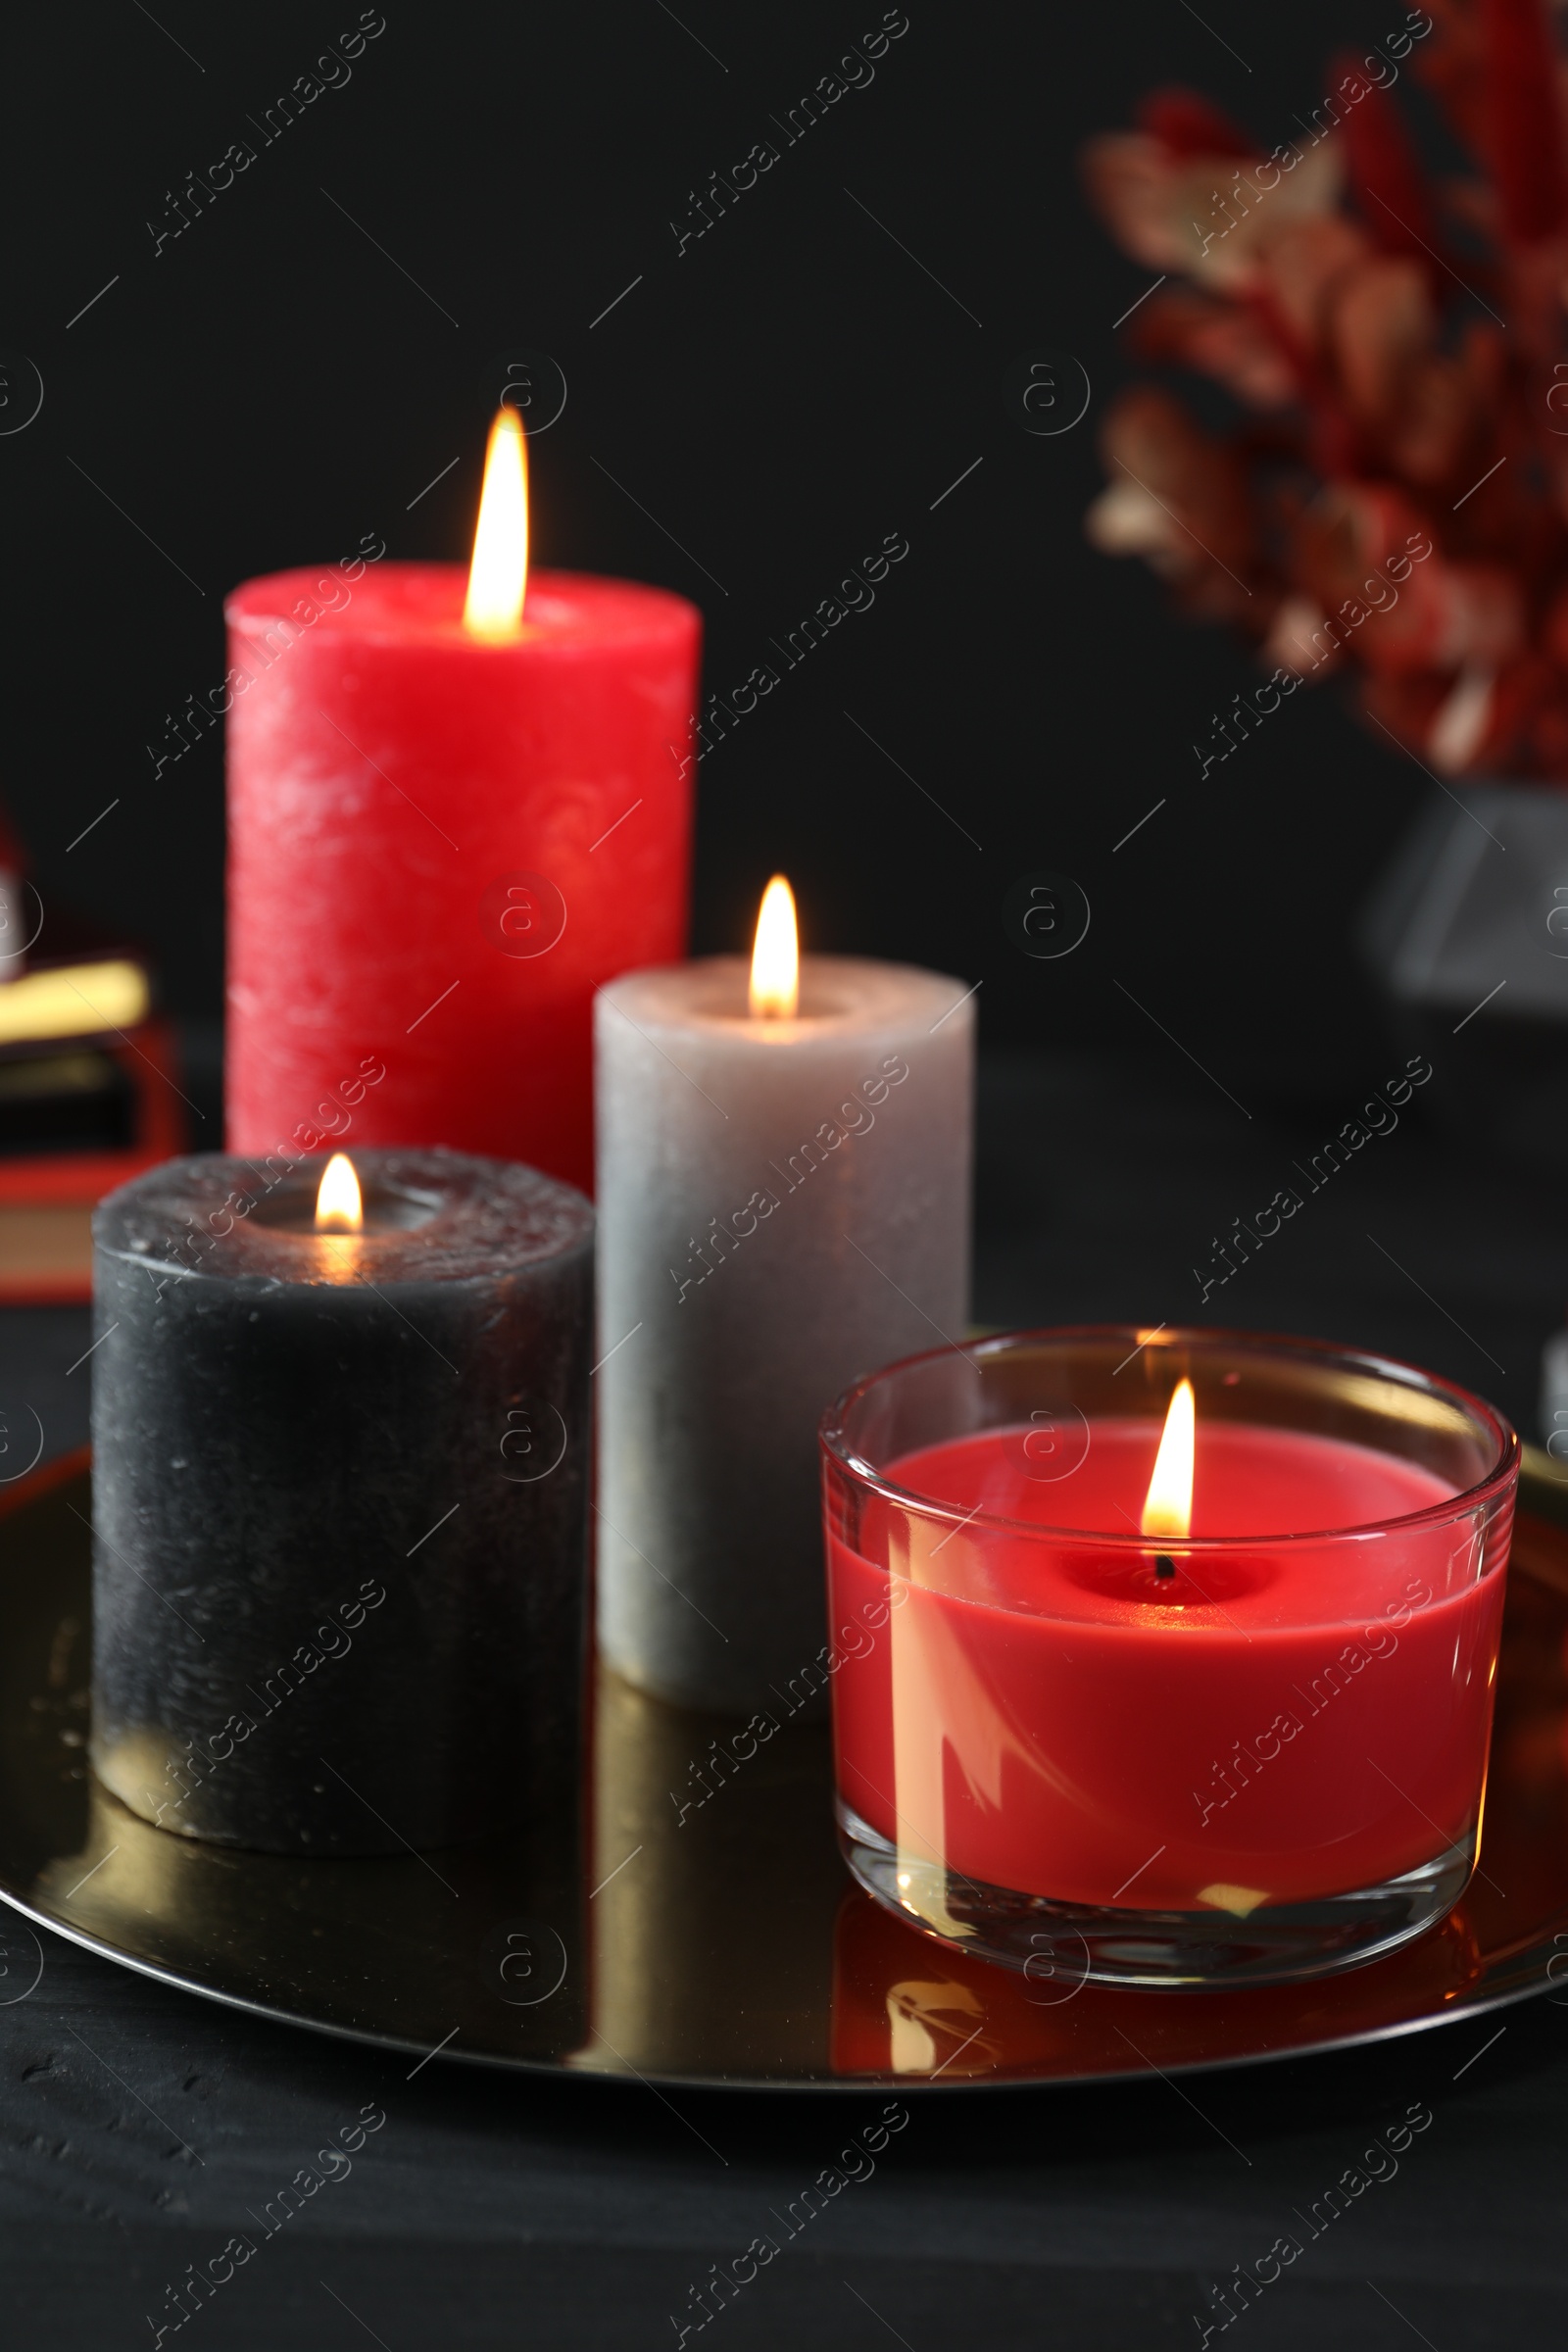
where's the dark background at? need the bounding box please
[7,0,1429,1099]
[8,7,1568,2347]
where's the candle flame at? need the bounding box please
[749,874,800,1019]
[1141,1377,1195,1542]
[464,408,529,638]
[315,1152,364,1234]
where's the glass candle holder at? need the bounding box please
[820,1327,1519,1988]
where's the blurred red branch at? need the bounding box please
[1082,0,1568,780]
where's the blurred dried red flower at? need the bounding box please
[1083,0,1568,778]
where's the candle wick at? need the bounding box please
[1154,1554,1176,1580]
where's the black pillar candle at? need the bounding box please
[89,1148,592,1855]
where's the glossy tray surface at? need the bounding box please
[2,1451,1566,2090]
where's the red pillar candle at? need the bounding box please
[224,414,700,1194]
[822,1328,1519,1988]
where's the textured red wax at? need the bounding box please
[828,1422,1507,1911]
[224,564,701,1194]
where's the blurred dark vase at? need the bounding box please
[1360,782,1568,1166]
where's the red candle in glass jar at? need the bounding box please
[822,1330,1518,1985]
[224,411,701,1195]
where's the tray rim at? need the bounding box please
[0,1852,1563,2098]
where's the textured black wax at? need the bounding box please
[89,1149,593,1855]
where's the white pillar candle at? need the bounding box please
[595,881,974,1711]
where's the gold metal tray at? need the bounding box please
[1,1449,1566,2090]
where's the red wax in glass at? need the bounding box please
[828,1421,1506,1912]
[224,564,701,1195]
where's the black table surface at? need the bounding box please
[5,1048,1568,2349]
